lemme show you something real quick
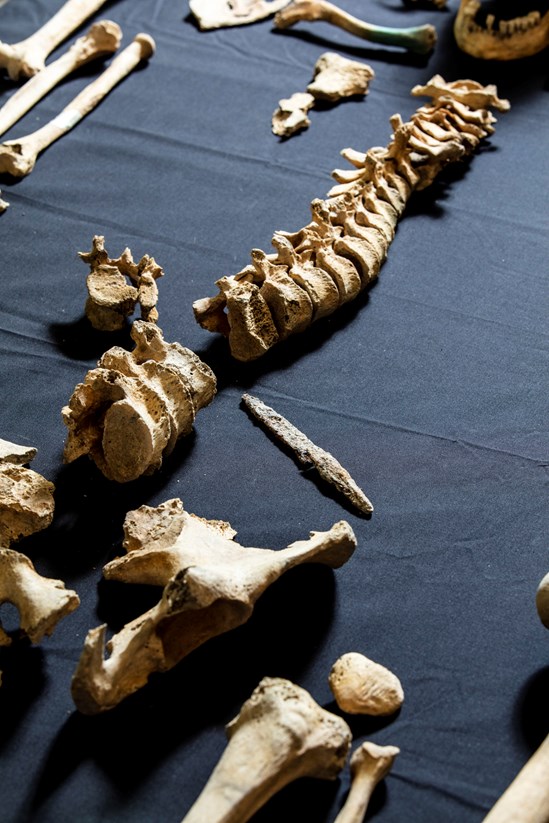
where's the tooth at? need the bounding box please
[486,14,495,32]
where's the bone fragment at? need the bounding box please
[0,21,122,139]
[482,733,549,823]
[62,321,216,482]
[0,0,109,80]
[274,0,437,54]
[190,0,290,30]
[272,91,314,137]
[536,571,549,628]
[0,34,155,178]
[0,438,37,465]
[194,77,509,361]
[181,677,352,823]
[71,498,356,712]
[329,652,404,715]
[307,52,374,102]
[79,235,164,331]
[242,393,373,514]
[333,742,400,823]
[0,462,55,547]
[0,194,7,212]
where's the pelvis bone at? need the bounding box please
[194,76,509,361]
[71,498,357,713]
[62,321,216,482]
[454,1,549,59]
[181,677,352,823]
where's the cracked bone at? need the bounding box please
[329,652,404,715]
[181,677,352,823]
[79,235,164,331]
[242,393,373,515]
[0,21,122,139]
[333,742,400,823]
[0,0,109,80]
[307,52,374,102]
[62,321,216,482]
[71,499,357,713]
[0,443,55,547]
[0,33,155,178]
[274,0,437,54]
[194,77,509,361]
[0,438,37,466]
[455,1,549,60]
[272,91,314,137]
[190,0,290,30]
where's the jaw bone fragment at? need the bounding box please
[329,652,404,715]
[0,33,155,178]
[79,235,164,331]
[0,0,109,80]
[455,1,549,60]
[194,76,509,361]
[0,21,122,139]
[333,742,400,823]
[62,321,216,482]
[274,0,437,54]
[242,393,374,515]
[71,498,357,713]
[190,0,290,30]
[307,52,374,102]
[272,91,315,137]
[181,677,352,823]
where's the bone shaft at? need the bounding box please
[483,733,549,823]
[333,774,376,823]
[310,3,428,50]
[13,0,107,55]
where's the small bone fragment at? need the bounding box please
[482,733,549,823]
[71,500,356,712]
[0,34,155,178]
[0,549,79,647]
[536,571,549,628]
[181,677,352,823]
[307,52,374,102]
[333,742,400,823]
[329,652,404,715]
[242,393,373,514]
[0,21,122,139]
[272,91,314,137]
[62,321,216,482]
[190,0,289,30]
[0,0,109,80]
[0,438,37,465]
[274,0,437,54]
[0,463,55,546]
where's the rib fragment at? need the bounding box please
[62,321,216,482]
[242,393,373,514]
[194,77,509,361]
[181,677,352,823]
[71,498,356,713]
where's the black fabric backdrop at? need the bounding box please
[0,1,547,821]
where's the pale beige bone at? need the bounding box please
[194,77,509,361]
[455,1,549,60]
[181,677,352,823]
[274,0,437,54]
[307,52,374,102]
[62,321,216,482]
[0,34,155,178]
[334,742,400,823]
[0,548,79,647]
[0,21,121,139]
[272,91,314,137]
[79,235,164,331]
[482,733,549,822]
[0,438,37,465]
[329,652,404,715]
[242,393,373,514]
[0,193,7,212]
[190,0,289,30]
[0,0,109,80]
[0,463,55,546]
[71,499,356,713]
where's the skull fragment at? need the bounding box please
[454,0,549,59]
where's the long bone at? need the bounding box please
[181,677,352,823]
[482,733,549,822]
[0,0,108,80]
[71,498,357,713]
[333,742,400,823]
[0,21,122,139]
[0,33,155,178]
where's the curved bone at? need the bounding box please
[71,499,356,713]
[483,733,549,822]
[334,742,400,823]
[194,77,509,361]
[0,0,109,80]
[329,652,404,715]
[0,21,122,139]
[0,549,79,646]
[181,677,352,823]
[62,321,216,482]
[190,0,289,30]
[274,0,437,54]
[0,34,155,178]
[536,571,549,628]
